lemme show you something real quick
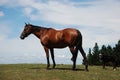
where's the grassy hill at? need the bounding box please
[0,64,119,80]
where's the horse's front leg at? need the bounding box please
[44,47,50,69]
[103,62,105,69]
[50,48,56,68]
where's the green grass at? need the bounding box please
[0,64,119,80]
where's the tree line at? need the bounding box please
[86,40,120,66]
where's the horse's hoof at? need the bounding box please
[72,68,76,71]
[46,65,50,69]
[85,65,88,71]
[86,69,89,72]
[52,66,55,69]
[72,67,75,70]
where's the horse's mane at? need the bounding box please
[29,24,51,31]
[30,24,46,29]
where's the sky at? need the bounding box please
[0,0,120,64]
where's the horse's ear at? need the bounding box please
[28,22,30,25]
[25,23,27,25]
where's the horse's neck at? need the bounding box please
[32,27,46,39]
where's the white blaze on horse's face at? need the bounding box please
[99,53,103,59]
[20,24,32,39]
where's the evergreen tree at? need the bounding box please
[92,43,100,65]
[113,40,120,66]
[87,48,93,65]
[86,40,120,66]
[100,45,114,66]
[101,45,107,54]
[101,45,113,55]
[106,45,113,55]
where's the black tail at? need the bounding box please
[73,30,88,71]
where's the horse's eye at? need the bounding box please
[24,28,28,31]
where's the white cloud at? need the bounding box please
[0,0,18,7]
[1,0,120,31]
[0,22,12,40]
[0,35,45,63]
[18,0,120,28]
[0,11,4,17]
[23,7,33,15]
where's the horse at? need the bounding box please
[20,23,88,71]
[99,53,117,70]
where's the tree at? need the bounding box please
[86,40,120,66]
[113,40,120,66]
[92,43,100,65]
[101,45,113,55]
[87,48,93,65]
[106,45,113,55]
[101,45,107,54]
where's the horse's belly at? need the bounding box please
[41,37,77,48]
[46,41,76,48]
[46,43,68,48]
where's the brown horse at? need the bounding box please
[20,23,88,71]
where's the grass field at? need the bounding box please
[0,64,119,80]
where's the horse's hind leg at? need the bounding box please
[50,48,56,69]
[112,62,117,70]
[79,46,88,71]
[72,47,79,70]
[69,47,75,62]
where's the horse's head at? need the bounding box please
[20,23,32,39]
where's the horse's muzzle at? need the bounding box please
[20,35,24,39]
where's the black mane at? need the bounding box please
[30,24,50,30]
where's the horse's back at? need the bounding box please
[48,28,80,39]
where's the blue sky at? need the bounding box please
[0,0,120,64]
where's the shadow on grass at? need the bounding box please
[53,67,85,71]
[29,67,42,69]
[29,67,85,71]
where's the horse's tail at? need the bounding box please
[74,30,88,71]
